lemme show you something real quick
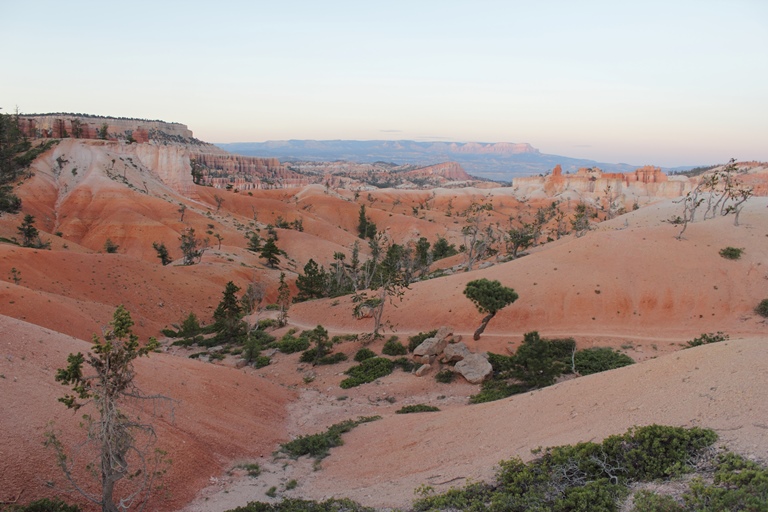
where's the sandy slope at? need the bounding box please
[0,315,294,511]
[1,140,767,510]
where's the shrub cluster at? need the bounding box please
[574,347,634,375]
[719,246,744,260]
[275,330,311,353]
[278,416,380,460]
[396,404,440,414]
[686,331,729,348]
[412,425,718,512]
[340,357,394,388]
[756,299,768,318]
[382,336,407,356]
[225,498,374,512]
[353,347,377,362]
[471,332,636,404]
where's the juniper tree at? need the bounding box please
[464,278,519,340]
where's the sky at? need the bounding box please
[2,0,767,167]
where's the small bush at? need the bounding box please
[574,347,634,375]
[631,490,684,511]
[408,329,438,352]
[4,499,81,512]
[236,462,262,477]
[396,404,440,414]
[686,331,729,348]
[278,416,380,459]
[382,336,407,356]
[225,498,374,512]
[252,355,271,368]
[392,357,417,372]
[300,349,347,365]
[435,369,455,383]
[755,299,768,318]
[257,318,277,330]
[285,479,297,490]
[340,358,394,388]
[276,331,311,354]
[413,424,717,512]
[354,347,376,362]
[265,303,279,311]
[719,246,744,260]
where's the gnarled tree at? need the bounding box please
[464,278,519,340]
[47,305,171,512]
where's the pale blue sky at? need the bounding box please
[2,0,766,166]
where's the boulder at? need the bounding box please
[415,364,432,377]
[413,326,453,358]
[414,354,435,365]
[442,342,471,363]
[454,353,493,384]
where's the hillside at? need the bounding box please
[0,124,766,511]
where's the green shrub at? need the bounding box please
[331,333,358,344]
[631,490,685,511]
[574,347,634,375]
[265,303,279,311]
[413,425,717,512]
[278,416,380,460]
[469,379,527,404]
[340,358,394,388]
[392,357,417,372]
[285,479,297,490]
[719,246,744,260]
[408,329,437,352]
[252,355,271,368]
[686,331,729,348]
[276,331,311,354]
[353,348,376,362]
[236,462,262,477]
[435,369,455,383]
[257,318,278,330]
[396,404,440,414]
[382,336,407,356]
[161,328,179,338]
[755,299,768,318]
[225,497,375,512]
[300,349,347,365]
[4,499,81,512]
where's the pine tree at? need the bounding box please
[260,237,281,268]
[49,306,169,512]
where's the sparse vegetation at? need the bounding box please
[278,416,381,460]
[719,246,744,260]
[353,347,377,362]
[152,241,172,265]
[755,299,768,318]
[382,336,407,356]
[435,368,455,383]
[574,347,635,375]
[340,357,395,388]
[396,404,440,414]
[412,424,718,512]
[179,227,207,265]
[686,331,729,348]
[103,238,119,253]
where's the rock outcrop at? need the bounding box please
[513,164,693,204]
[412,327,492,383]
